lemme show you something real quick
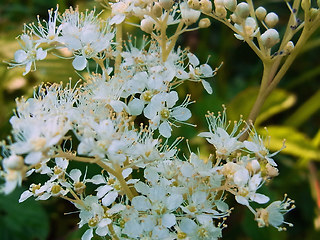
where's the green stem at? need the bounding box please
[115,23,123,74]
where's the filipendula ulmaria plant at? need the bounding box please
[2,0,319,239]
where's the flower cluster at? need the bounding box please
[0,1,300,240]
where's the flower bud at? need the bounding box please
[284,41,294,53]
[200,0,213,13]
[199,18,211,28]
[3,155,24,171]
[261,29,280,48]
[214,0,224,7]
[224,0,237,12]
[140,18,154,33]
[159,0,173,10]
[152,2,163,18]
[246,159,261,174]
[265,12,279,28]
[188,0,201,10]
[230,13,242,24]
[255,6,267,21]
[266,163,279,178]
[181,2,201,25]
[215,5,227,18]
[301,0,311,11]
[235,2,250,19]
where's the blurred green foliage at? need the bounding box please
[0,0,320,239]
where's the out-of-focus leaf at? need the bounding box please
[298,129,320,166]
[258,126,320,160]
[227,87,296,125]
[285,89,320,128]
[0,188,49,240]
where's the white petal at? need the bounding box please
[159,121,172,138]
[200,64,213,77]
[172,107,191,121]
[166,194,183,210]
[122,168,132,179]
[235,195,249,206]
[162,213,176,228]
[72,56,87,71]
[201,80,213,94]
[14,50,27,63]
[110,100,128,113]
[128,98,144,115]
[69,169,82,182]
[96,185,113,199]
[234,168,249,187]
[25,151,42,164]
[244,141,259,152]
[251,193,270,204]
[166,91,178,108]
[36,48,47,60]
[19,190,33,202]
[81,229,93,240]
[109,14,126,25]
[23,62,32,75]
[90,175,106,184]
[180,218,197,234]
[187,52,200,66]
[102,191,118,206]
[132,196,151,211]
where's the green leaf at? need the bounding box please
[285,89,320,128]
[227,87,296,125]
[0,188,49,240]
[258,126,320,161]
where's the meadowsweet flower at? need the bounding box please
[255,195,295,231]
[144,91,192,138]
[198,110,244,159]
[10,34,47,75]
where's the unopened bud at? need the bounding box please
[261,29,280,48]
[235,2,250,19]
[284,41,294,53]
[200,0,213,13]
[215,5,227,18]
[265,12,279,28]
[255,6,267,21]
[301,0,311,11]
[181,2,201,25]
[266,164,279,177]
[223,0,237,11]
[188,0,201,10]
[3,155,24,171]
[140,18,154,33]
[214,0,224,7]
[230,13,242,24]
[159,0,173,10]
[199,18,211,28]
[152,3,163,18]
[246,159,261,174]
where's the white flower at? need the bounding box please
[234,17,259,40]
[243,130,284,166]
[144,91,192,138]
[10,34,47,75]
[198,111,244,158]
[255,195,295,230]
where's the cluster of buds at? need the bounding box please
[0,1,299,240]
